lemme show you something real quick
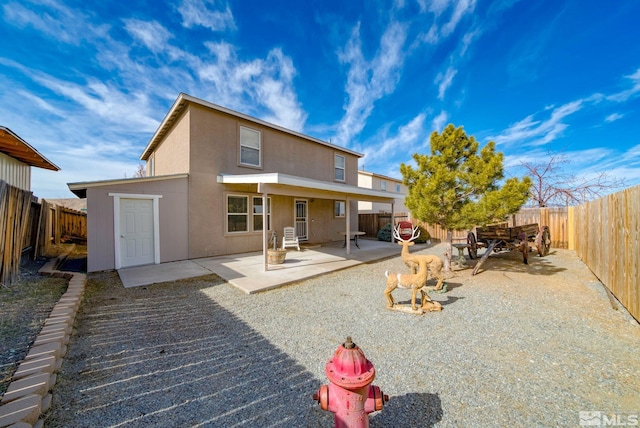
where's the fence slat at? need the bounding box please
[0,183,88,286]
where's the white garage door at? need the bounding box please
[120,198,154,268]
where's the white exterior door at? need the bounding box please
[120,198,155,268]
[295,199,308,241]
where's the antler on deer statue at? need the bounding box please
[392,224,420,243]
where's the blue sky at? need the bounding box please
[2,0,639,200]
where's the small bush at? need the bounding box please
[377,223,393,241]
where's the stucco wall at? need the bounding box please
[86,176,189,272]
[152,110,191,175]
[180,104,361,258]
[357,171,409,214]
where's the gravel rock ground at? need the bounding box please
[44,245,640,427]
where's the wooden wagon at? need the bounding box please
[466,223,551,275]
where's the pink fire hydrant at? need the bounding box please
[313,336,388,428]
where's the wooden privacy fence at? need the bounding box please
[358,208,569,246]
[570,185,640,322]
[0,180,87,286]
[508,207,569,249]
[366,208,570,247]
[0,181,34,286]
[358,213,409,237]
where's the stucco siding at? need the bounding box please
[187,104,360,185]
[180,104,363,258]
[86,176,189,272]
[357,170,409,214]
[152,109,191,175]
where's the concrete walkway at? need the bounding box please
[117,239,404,293]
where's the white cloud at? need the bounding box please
[492,67,640,150]
[196,43,307,131]
[334,21,408,147]
[2,0,109,45]
[490,100,582,147]
[607,67,640,102]
[436,66,457,100]
[177,0,235,31]
[417,0,476,43]
[31,74,159,132]
[123,19,173,53]
[441,0,476,37]
[605,112,624,123]
[361,113,426,164]
[431,110,448,133]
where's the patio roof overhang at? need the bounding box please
[217,172,402,204]
[218,172,404,270]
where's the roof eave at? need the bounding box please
[0,126,60,171]
[140,93,364,161]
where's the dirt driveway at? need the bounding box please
[44,245,640,427]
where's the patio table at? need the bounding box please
[339,231,365,248]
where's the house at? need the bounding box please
[0,126,60,190]
[69,93,403,272]
[357,169,410,216]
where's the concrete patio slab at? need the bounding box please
[116,239,404,293]
[118,260,215,288]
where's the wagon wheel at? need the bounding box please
[467,232,478,259]
[541,226,551,256]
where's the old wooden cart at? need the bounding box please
[466,223,551,275]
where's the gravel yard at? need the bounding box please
[44,245,640,427]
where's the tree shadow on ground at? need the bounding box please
[466,248,566,276]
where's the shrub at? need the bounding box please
[377,223,393,241]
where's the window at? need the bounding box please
[334,201,345,218]
[148,154,155,177]
[239,126,261,167]
[396,184,401,192]
[228,195,271,233]
[334,154,345,181]
[253,197,271,231]
[227,195,248,232]
[381,180,387,191]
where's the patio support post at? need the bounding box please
[345,196,351,255]
[262,191,269,271]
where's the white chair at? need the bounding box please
[282,226,300,251]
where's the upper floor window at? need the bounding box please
[334,154,345,181]
[239,126,261,167]
[396,184,401,192]
[380,180,387,191]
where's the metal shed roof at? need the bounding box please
[0,126,60,171]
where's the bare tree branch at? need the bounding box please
[520,151,626,207]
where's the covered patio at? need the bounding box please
[217,172,404,271]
